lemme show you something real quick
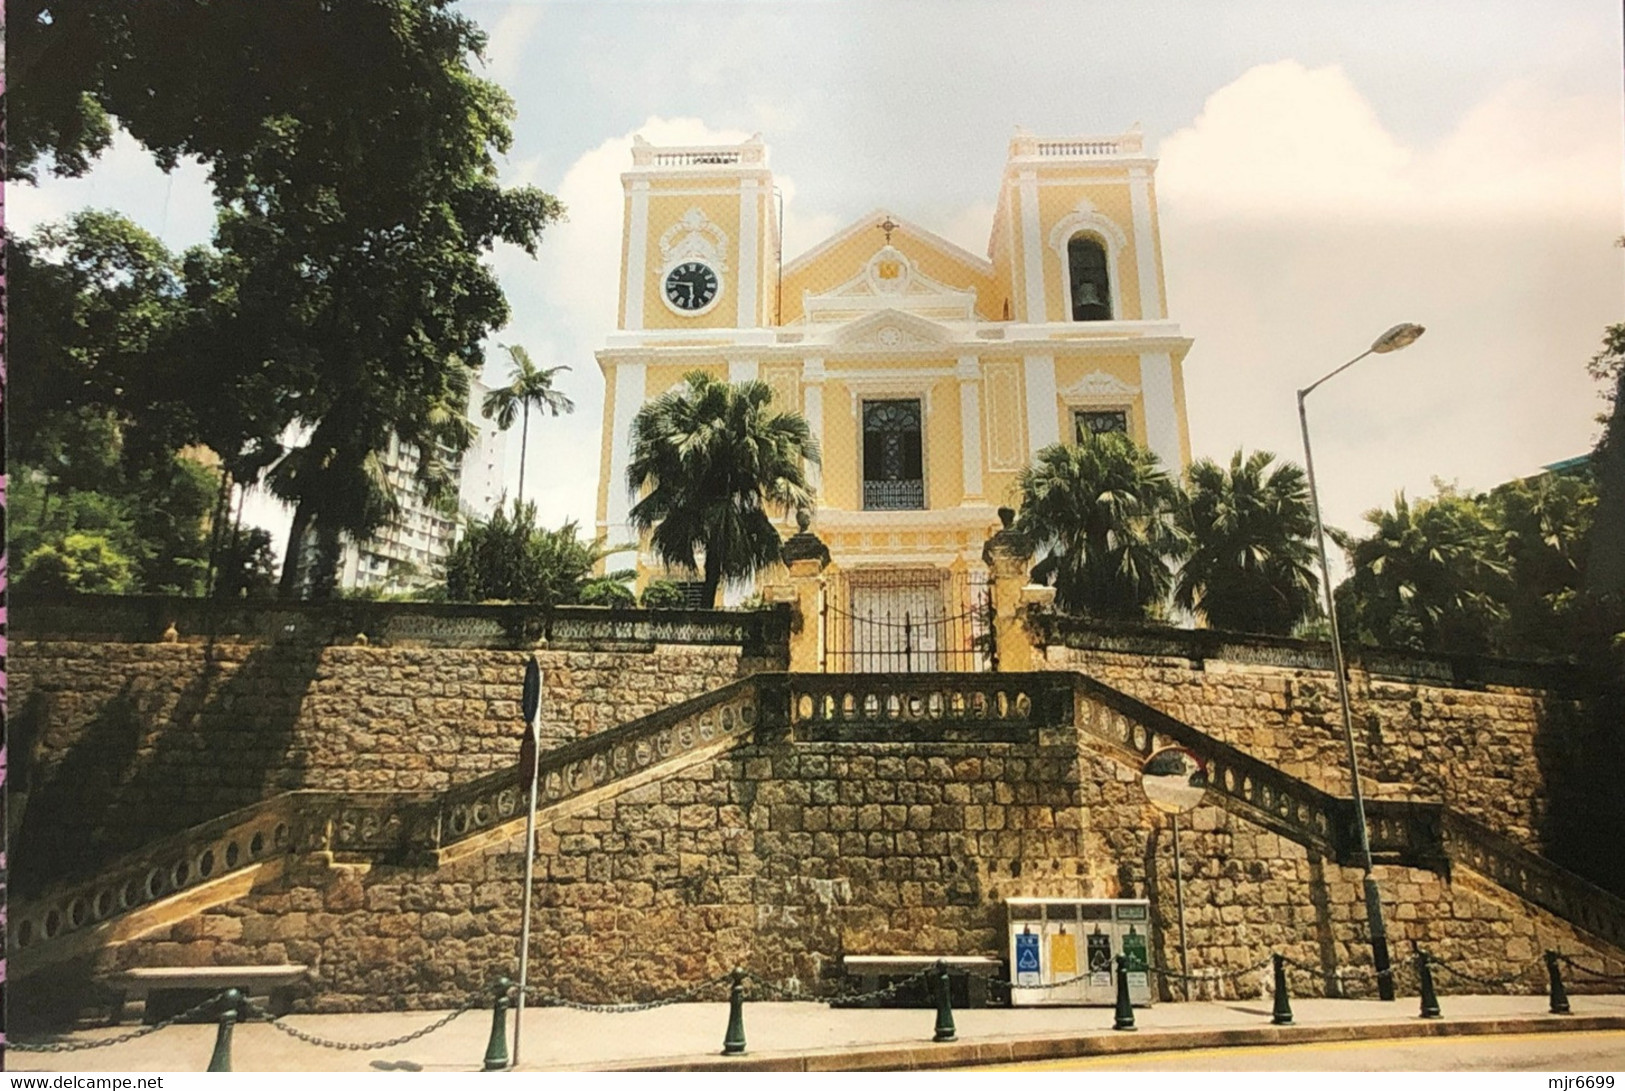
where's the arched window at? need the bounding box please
[1067,235,1112,321]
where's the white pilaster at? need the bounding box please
[1023,353,1059,454]
[1128,167,1163,321]
[1139,351,1183,470]
[956,355,984,500]
[623,181,650,330]
[803,357,825,493]
[606,360,646,540]
[1018,170,1046,322]
[737,179,760,328]
[728,358,759,384]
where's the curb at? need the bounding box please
[590,1013,1625,1072]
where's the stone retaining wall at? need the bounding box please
[66,727,1624,1017]
[10,637,781,893]
[1044,645,1584,855]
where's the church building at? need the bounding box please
[595,128,1193,654]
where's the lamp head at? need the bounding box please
[1370,323,1425,354]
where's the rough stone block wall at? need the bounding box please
[1045,646,1582,854]
[71,728,1623,1016]
[9,640,774,892]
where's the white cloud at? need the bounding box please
[1156,61,1624,545]
[482,3,545,86]
[7,130,215,250]
[933,199,998,260]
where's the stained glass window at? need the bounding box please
[862,399,925,510]
[1075,410,1128,442]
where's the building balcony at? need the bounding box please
[863,479,925,511]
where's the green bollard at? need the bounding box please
[482,977,512,1071]
[1545,951,1571,1016]
[1271,954,1294,1026]
[932,960,957,1042]
[1113,956,1136,1031]
[722,968,747,1055]
[207,988,242,1073]
[1416,950,1441,1019]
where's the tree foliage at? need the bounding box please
[627,372,820,607]
[1333,487,1510,655]
[481,344,575,506]
[443,502,620,607]
[1016,433,1185,621]
[9,0,565,598]
[1174,449,1320,635]
[18,532,138,595]
[1585,323,1625,597]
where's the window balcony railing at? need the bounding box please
[863,479,925,510]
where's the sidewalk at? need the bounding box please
[10,993,1625,1073]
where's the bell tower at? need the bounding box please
[618,134,779,331]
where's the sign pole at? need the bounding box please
[512,657,543,1069]
[1172,812,1190,1001]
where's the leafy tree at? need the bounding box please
[1483,469,1596,657]
[8,1,565,598]
[1333,487,1510,655]
[627,371,820,607]
[481,345,575,506]
[211,527,279,601]
[19,533,138,594]
[1016,433,1186,621]
[1586,324,1625,598]
[443,502,619,606]
[1174,449,1320,634]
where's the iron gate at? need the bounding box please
[823,568,992,672]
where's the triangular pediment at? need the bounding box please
[784,208,993,279]
[801,240,982,325]
[830,308,955,349]
[1059,370,1141,398]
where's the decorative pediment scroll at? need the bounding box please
[659,208,730,271]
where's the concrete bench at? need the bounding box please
[840,955,1004,1008]
[106,965,309,1024]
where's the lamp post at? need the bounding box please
[1297,322,1424,1002]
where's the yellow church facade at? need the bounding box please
[595,129,1193,618]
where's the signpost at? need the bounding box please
[1140,747,1208,1000]
[512,657,543,1068]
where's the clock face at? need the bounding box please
[664,261,719,312]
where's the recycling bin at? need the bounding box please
[1007,898,1154,1007]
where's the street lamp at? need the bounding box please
[1296,321,1425,1002]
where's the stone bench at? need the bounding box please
[840,955,1005,1009]
[106,965,310,1025]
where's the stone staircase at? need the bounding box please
[12,670,1624,979]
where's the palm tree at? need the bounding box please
[1174,449,1320,634]
[1334,489,1510,654]
[626,370,820,607]
[481,344,574,506]
[1015,432,1185,620]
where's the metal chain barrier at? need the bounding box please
[241,993,483,1052]
[524,971,734,1013]
[8,991,231,1053]
[824,967,937,1006]
[1426,956,1537,991]
[1557,954,1625,984]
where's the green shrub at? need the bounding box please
[639,579,687,610]
[578,577,635,608]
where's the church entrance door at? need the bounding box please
[823,568,989,673]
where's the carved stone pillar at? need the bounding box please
[777,512,832,673]
[981,507,1052,671]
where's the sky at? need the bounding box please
[11,0,1625,571]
